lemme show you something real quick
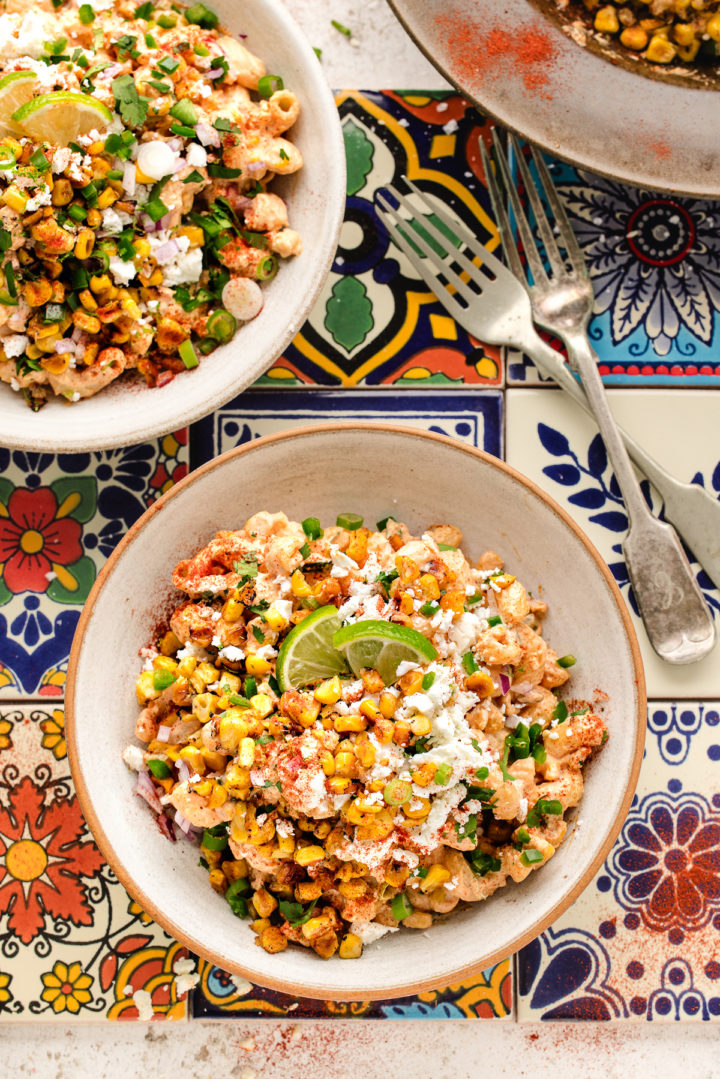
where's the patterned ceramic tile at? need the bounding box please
[265,91,502,389]
[517,702,720,1022]
[505,152,720,387]
[189,387,502,466]
[0,705,190,1022]
[192,958,512,1020]
[0,433,188,700]
[505,388,720,698]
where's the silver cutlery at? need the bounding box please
[376,176,716,665]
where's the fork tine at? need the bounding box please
[508,133,567,278]
[378,190,479,306]
[402,177,508,279]
[479,138,525,282]
[490,128,547,286]
[530,145,586,271]
[376,196,470,315]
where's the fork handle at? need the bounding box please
[560,330,714,663]
[527,333,720,593]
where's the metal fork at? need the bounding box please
[376,178,716,664]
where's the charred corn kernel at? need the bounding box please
[273,833,296,858]
[395,555,420,586]
[378,691,398,719]
[96,187,118,209]
[261,605,285,633]
[77,289,98,312]
[593,5,619,32]
[300,914,333,940]
[410,713,431,736]
[238,737,255,767]
[338,932,362,959]
[120,293,141,320]
[290,569,311,597]
[25,343,43,361]
[90,273,111,294]
[374,717,395,744]
[22,279,53,307]
[678,39,701,59]
[87,140,105,156]
[0,136,21,157]
[707,12,720,39]
[133,237,151,260]
[146,268,163,287]
[393,720,412,746]
[419,865,451,893]
[250,693,273,718]
[50,280,66,303]
[177,224,204,247]
[80,341,98,366]
[153,655,177,673]
[314,675,342,705]
[320,750,336,776]
[412,761,438,787]
[135,670,158,704]
[418,573,441,600]
[328,775,351,794]
[398,669,423,695]
[160,630,181,656]
[359,699,382,722]
[72,309,101,334]
[334,750,355,777]
[672,21,695,45]
[85,208,101,228]
[35,319,62,339]
[219,712,249,751]
[208,868,227,893]
[356,808,395,841]
[466,670,495,696]
[399,591,414,615]
[250,917,270,935]
[384,864,410,888]
[2,187,27,212]
[245,654,271,676]
[258,925,287,953]
[222,859,247,882]
[646,34,676,61]
[345,528,368,564]
[294,844,325,867]
[252,888,278,918]
[403,797,431,821]
[201,746,226,772]
[207,782,228,808]
[40,353,68,374]
[334,714,366,734]
[225,764,251,797]
[354,740,375,768]
[221,596,244,624]
[338,880,368,899]
[178,745,205,774]
[51,179,73,203]
[440,589,465,615]
[36,335,61,355]
[74,229,95,260]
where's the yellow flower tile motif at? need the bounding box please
[127,900,154,926]
[39,709,65,760]
[0,717,12,751]
[40,961,93,1015]
[0,972,12,1006]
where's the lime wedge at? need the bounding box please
[332,620,437,685]
[12,92,112,144]
[0,71,37,136]
[276,605,348,690]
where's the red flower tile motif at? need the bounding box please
[0,776,104,945]
[0,488,82,594]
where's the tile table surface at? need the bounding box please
[1,83,719,1046]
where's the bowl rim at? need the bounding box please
[66,422,647,1000]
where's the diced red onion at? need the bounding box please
[54,338,76,354]
[512,680,535,696]
[140,213,163,232]
[499,672,511,695]
[156,724,171,742]
[157,813,176,843]
[153,239,181,264]
[156,370,175,389]
[158,212,174,230]
[174,812,201,843]
[123,162,136,197]
[71,325,84,343]
[196,122,220,147]
[206,66,225,79]
[172,156,186,173]
[176,759,192,784]
[106,63,123,77]
[246,161,266,175]
[135,769,164,814]
[168,138,183,152]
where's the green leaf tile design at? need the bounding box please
[325,276,373,352]
[46,555,96,605]
[49,477,97,525]
[343,115,374,197]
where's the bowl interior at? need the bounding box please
[67,426,645,999]
[0,0,345,452]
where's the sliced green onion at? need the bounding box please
[383,779,411,806]
[201,828,228,851]
[465,592,483,607]
[298,541,311,559]
[169,122,197,138]
[206,163,241,179]
[30,149,50,173]
[79,3,95,22]
[434,763,452,785]
[184,2,218,29]
[244,676,257,698]
[193,43,210,56]
[390,892,413,920]
[43,303,64,323]
[419,601,439,617]
[158,56,180,73]
[336,512,363,530]
[487,614,502,627]
[521,849,544,866]
[206,308,236,343]
[147,758,172,779]
[4,264,16,300]
[144,197,169,222]
[331,19,352,36]
[462,651,479,675]
[438,543,456,551]
[145,32,157,48]
[0,292,18,307]
[0,146,16,170]
[557,654,576,668]
[376,515,395,530]
[257,74,284,99]
[468,850,501,876]
[157,13,177,27]
[301,516,323,540]
[169,98,198,125]
[152,668,176,691]
[313,46,322,59]
[422,672,435,691]
[178,339,198,369]
[147,78,170,93]
[255,254,277,281]
[226,878,250,917]
[552,699,568,723]
[135,1,154,17]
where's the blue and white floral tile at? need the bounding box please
[517,701,720,1022]
[504,388,720,698]
[0,433,188,700]
[505,153,720,387]
[0,705,190,1022]
[189,388,502,466]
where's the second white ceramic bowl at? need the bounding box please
[67,425,646,1000]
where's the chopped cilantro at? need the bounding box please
[112,73,149,128]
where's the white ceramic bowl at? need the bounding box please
[0,1,345,452]
[67,425,646,1000]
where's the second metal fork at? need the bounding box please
[377,177,715,664]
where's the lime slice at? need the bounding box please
[276,605,348,690]
[332,620,437,685]
[12,92,112,144]
[0,71,37,136]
